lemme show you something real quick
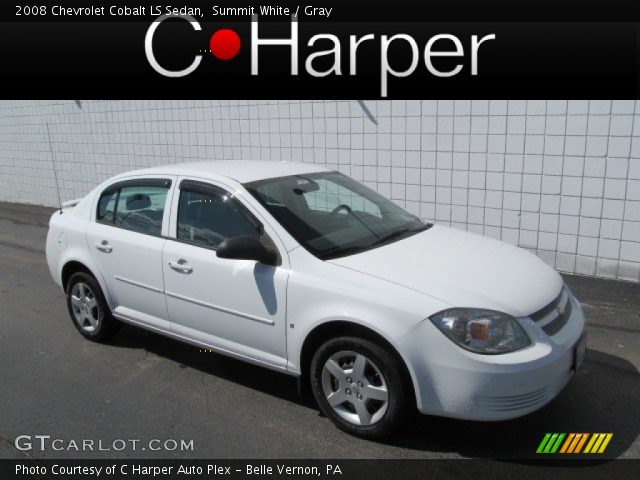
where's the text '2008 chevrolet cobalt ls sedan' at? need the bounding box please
[46,161,586,438]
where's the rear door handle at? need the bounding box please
[94,241,112,253]
[168,259,193,274]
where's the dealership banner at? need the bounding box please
[4,459,640,479]
[0,1,639,98]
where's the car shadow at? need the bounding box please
[106,324,312,407]
[106,326,639,460]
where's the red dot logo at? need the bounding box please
[209,29,241,61]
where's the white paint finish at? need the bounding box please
[160,172,293,367]
[162,239,289,365]
[397,293,585,419]
[284,246,450,374]
[46,162,591,422]
[330,225,563,317]
[45,208,109,297]
[5,99,638,282]
[86,222,169,330]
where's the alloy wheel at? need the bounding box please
[70,282,101,333]
[321,350,389,426]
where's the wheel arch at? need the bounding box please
[298,320,418,408]
[61,260,93,290]
[60,258,112,310]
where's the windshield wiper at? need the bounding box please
[319,223,433,260]
[319,244,374,260]
[372,224,431,246]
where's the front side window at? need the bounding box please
[245,172,430,259]
[96,179,170,236]
[177,183,262,249]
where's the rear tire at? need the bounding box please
[310,336,410,439]
[66,271,121,341]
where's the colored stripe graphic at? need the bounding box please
[536,433,566,453]
[574,433,589,453]
[559,433,575,453]
[584,433,614,454]
[543,433,559,453]
[567,433,583,453]
[536,433,552,453]
[597,434,613,453]
[550,433,565,453]
[591,435,604,452]
[538,433,613,454]
[584,433,599,453]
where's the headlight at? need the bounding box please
[430,308,530,354]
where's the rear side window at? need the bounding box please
[177,184,261,249]
[96,179,171,237]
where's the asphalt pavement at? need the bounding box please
[0,202,638,461]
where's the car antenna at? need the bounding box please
[46,122,64,214]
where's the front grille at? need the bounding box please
[477,386,553,412]
[529,287,572,336]
[529,290,563,322]
[476,369,573,412]
[543,300,572,335]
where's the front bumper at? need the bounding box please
[397,293,586,421]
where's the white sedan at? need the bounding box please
[46,161,586,438]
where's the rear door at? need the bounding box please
[86,177,174,330]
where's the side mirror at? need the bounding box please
[216,236,278,266]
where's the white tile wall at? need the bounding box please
[0,99,639,282]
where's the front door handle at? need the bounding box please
[168,259,193,274]
[94,241,112,253]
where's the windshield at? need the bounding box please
[245,172,431,260]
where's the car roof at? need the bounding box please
[119,160,332,184]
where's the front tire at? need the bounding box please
[310,336,410,439]
[66,272,120,341]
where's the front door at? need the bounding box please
[162,178,289,370]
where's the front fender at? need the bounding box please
[287,264,446,354]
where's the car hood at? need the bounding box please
[329,225,563,317]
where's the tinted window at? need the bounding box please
[177,187,261,249]
[114,186,168,236]
[97,190,117,223]
[96,180,170,236]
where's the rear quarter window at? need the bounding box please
[97,190,117,223]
